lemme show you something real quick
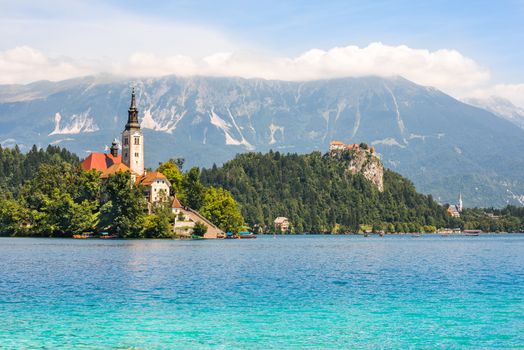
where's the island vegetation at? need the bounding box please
[0,145,244,238]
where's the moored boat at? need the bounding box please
[73,232,97,239]
[99,232,117,239]
[238,231,256,239]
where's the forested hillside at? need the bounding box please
[0,145,79,194]
[201,151,451,233]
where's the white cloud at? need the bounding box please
[0,42,523,108]
[469,84,524,109]
[0,46,93,84]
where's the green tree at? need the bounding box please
[192,221,208,237]
[157,159,183,194]
[99,171,146,238]
[181,167,205,210]
[200,187,245,233]
[143,200,174,238]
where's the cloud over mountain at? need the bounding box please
[0,42,522,108]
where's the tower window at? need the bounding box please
[124,138,129,145]
[135,152,139,157]
[134,137,140,145]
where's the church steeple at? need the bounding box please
[121,87,145,176]
[125,87,140,130]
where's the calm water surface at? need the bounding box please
[1,235,523,349]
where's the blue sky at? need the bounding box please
[107,0,524,82]
[1,0,523,105]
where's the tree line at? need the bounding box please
[200,150,524,233]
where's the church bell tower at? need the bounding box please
[121,88,144,176]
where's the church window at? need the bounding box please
[134,137,140,145]
[124,138,129,145]
[134,152,139,157]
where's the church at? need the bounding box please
[81,88,171,205]
[80,88,224,238]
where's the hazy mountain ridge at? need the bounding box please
[0,75,523,207]
[463,96,524,130]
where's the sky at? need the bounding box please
[1,0,524,106]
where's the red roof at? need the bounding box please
[171,196,183,209]
[81,152,121,172]
[139,171,168,186]
[100,163,133,179]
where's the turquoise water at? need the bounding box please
[1,235,523,349]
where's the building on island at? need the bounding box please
[81,139,121,172]
[274,217,290,233]
[80,88,224,238]
[140,172,171,203]
[121,88,144,176]
[171,196,225,239]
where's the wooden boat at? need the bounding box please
[238,231,256,239]
[73,232,97,239]
[99,232,117,239]
[463,229,481,236]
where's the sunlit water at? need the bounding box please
[1,235,523,349]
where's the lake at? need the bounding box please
[1,235,523,349]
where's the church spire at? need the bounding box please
[130,87,137,109]
[125,87,140,130]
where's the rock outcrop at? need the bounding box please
[331,145,384,192]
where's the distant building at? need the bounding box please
[447,193,464,218]
[447,205,460,218]
[329,140,375,154]
[274,217,290,232]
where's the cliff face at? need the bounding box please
[334,148,384,192]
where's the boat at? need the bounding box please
[238,231,256,239]
[99,232,117,239]
[412,234,421,238]
[73,232,97,239]
[463,229,481,236]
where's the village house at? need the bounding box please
[274,217,290,233]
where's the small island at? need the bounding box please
[1,89,523,238]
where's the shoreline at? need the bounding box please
[1,232,523,240]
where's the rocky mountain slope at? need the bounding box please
[0,75,523,207]
[464,96,524,130]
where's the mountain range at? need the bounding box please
[0,74,523,207]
